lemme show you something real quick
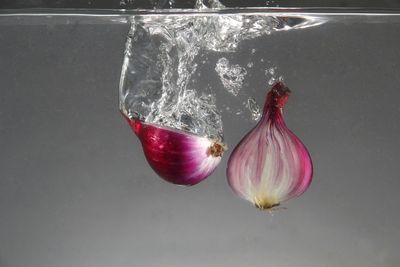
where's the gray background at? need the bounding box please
[1,10,400,267]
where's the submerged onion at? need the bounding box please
[125,117,226,186]
[227,82,313,209]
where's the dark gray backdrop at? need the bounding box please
[1,7,400,267]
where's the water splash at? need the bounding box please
[265,66,284,86]
[120,14,326,140]
[215,58,247,96]
[246,97,261,121]
[195,0,225,9]
[265,1,277,7]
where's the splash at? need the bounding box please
[120,13,325,140]
[246,97,262,121]
[265,66,284,85]
[215,58,247,96]
[195,0,225,9]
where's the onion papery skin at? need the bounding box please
[126,118,225,186]
[227,82,313,209]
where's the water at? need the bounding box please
[119,12,324,139]
[1,7,400,267]
[215,57,248,97]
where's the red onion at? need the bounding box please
[227,82,313,209]
[125,117,226,186]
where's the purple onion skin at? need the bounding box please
[126,118,225,186]
[227,82,313,210]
